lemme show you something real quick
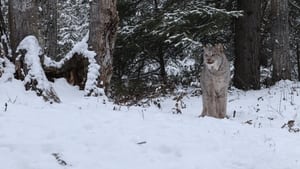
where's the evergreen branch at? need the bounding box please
[289,0,300,10]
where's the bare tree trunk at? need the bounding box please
[260,0,271,68]
[88,0,119,95]
[233,0,261,90]
[154,0,160,9]
[297,43,300,81]
[158,45,167,85]
[39,0,58,60]
[0,1,9,58]
[0,1,8,77]
[271,0,291,82]
[9,0,38,58]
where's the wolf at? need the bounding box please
[200,44,230,118]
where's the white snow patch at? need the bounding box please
[0,78,300,169]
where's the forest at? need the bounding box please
[0,0,299,104]
[1,0,300,169]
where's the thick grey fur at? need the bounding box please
[200,44,230,118]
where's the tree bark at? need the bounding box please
[158,45,167,85]
[260,0,271,68]
[271,0,291,82]
[0,1,7,77]
[88,0,119,95]
[38,0,58,60]
[233,0,261,90]
[0,0,9,59]
[9,0,38,58]
[297,43,300,81]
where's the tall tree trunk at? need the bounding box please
[154,0,160,9]
[0,0,9,58]
[9,0,38,58]
[158,45,167,85]
[271,0,291,82]
[88,0,119,95]
[260,0,271,68]
[0,1,8,77]
[39,0,58,60]
[297,43,300,81]
[154,0,167,85]
[233,0,261,90]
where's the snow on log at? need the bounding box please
[43,34,104,96]
[0,57,14,82]
[15,35,60,103]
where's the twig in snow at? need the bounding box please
[281,120,300,133]
[267,105,284,117]
[7,96,17,104]
[137,141,147,145]
[279,91,282,114]
[233,110,236,118]
[244,120,253,125]
[4,103,7,112]
[290,93,295,105]
[52,153,68,166]
[172,92,187,114]
[142,110,145,120]
[257,96,264,101]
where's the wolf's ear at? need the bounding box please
[215,43,224,52]
[203,44,207,53]
[203,43,212,52]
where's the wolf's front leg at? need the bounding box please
[200,92,208,117]
[216,93,227,118]
[206,91,217,118]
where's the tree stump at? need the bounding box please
[15,36,60,103]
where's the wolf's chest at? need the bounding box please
[209,75,227,88]
[203,68,229,93]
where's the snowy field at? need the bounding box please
[1,76,300,169]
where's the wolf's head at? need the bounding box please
[203,44,224,70]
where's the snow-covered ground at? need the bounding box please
[1,76,300,169]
